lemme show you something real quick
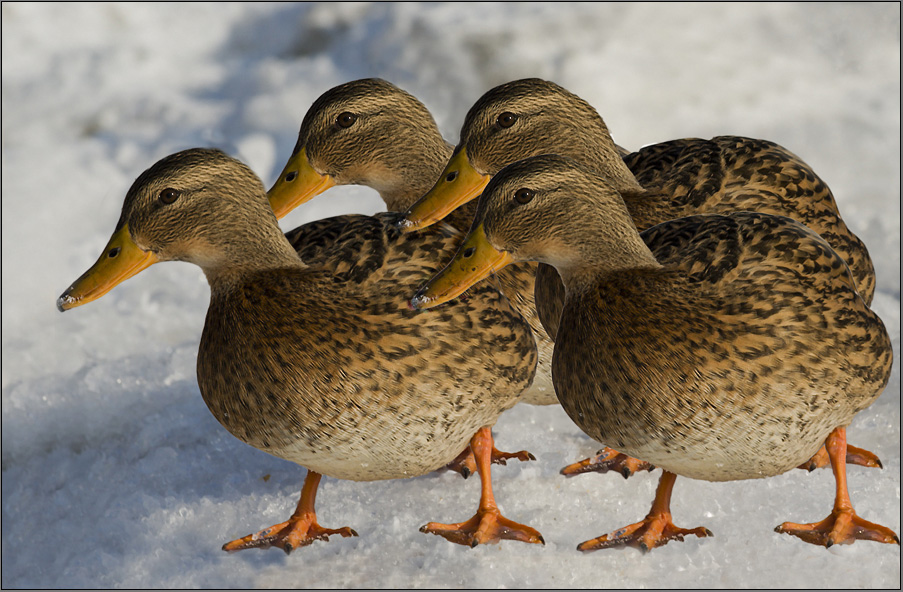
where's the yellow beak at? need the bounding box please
[267,147,336,219]
[57,224,159,311]
[399,147,490,233]
[410,223,514,309]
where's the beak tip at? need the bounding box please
[395,216,418,234]
[56,292,75,313]
[409,290,430,310]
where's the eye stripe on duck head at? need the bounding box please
[474,154,642,272]
[296,79,444,179]
[457,78,643,197]
[278,78,452,213]
[120,149,289,266]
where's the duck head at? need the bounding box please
[58,148,291,311]
[411,154,654,309]
[268,78,452,217]
[400,78,643,233]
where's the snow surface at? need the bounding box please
[2,2,900,588]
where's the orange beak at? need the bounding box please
[410,223,514,309]
[57,224,158,311]
[399,147,490,233]
[267,147,336,218]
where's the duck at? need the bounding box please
[267,78,651,478]
[411,154,898,551]
[268,78,555,405]
[57,148,544,552]
[399,77,880,474]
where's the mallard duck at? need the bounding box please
[401,76,876,304]
[57,148,543,552]
[268,78,556,406]
[400,77,880,474]
[412,154,898,551]
[268,78,653,478]
[267,78,570,477]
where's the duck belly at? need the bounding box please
[269,411,481,482]
[554,356,856,482]
[203,375,510,482]
[605,414,834,483]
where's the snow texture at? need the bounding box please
[2,2,900,588]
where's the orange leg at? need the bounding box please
[223,470,358,554]
[421,427,544,547]
[445,436,536,479]
[777,427,900,547]
[560,447,655,479]
[578,471,712,552]
[797,442,883,472]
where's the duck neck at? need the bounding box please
[379,141,455,213]
[620,192,667,231]
[547,201,662,296]
[198,217,307,288]
[556,238,662,297]
[577,119,646,199]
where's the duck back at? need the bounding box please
[623,136,875,302]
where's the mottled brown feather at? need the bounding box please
[476,155,891,482]
[282,78,555,404]
[453,79,876,346]
[123,149,537,482]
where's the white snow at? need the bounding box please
[2,2,900,588]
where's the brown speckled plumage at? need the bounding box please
[621,136,876,303]
[199,216,536,482]
[274,78,556,404]
[447,79,876,346]
[470,155,892,483]
[84,147,536,486]
[416,154,898,548]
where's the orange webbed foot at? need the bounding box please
[798,444,883,472]
[781,427,899,548]
[223,470,357,554]
[776,509,900,547]
[420,507,545,547]
[223,517,358,554]
[844,444,884,469]
[445,444,536,479]
[578,514,712,552]
[578,471,711,552]
[427,427,543,547]
[560,447,655,479]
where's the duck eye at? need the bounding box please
[336,112,357,128]
[514,188,534,205]
[497,112,517,128]
[159,188,181,205]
